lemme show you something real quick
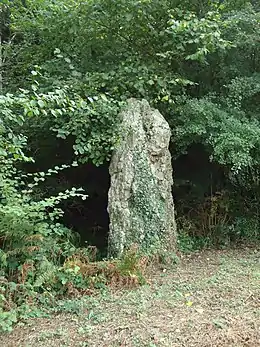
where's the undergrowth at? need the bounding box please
[0,242,149,333]
[0,155,150,332]
[176,189,260,253]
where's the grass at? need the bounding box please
[1,247,259,347]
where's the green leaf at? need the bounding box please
[38,100,45,108]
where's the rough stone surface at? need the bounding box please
[107,99,176,257]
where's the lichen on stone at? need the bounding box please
[108,99,176,258]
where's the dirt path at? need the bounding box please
[1,248,260,347]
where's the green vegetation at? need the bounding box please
[0,0,259,333]
[1,249,259,346]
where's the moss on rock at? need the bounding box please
[108,99,176,257]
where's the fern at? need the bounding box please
[34,259,57,288]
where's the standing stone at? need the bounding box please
[107,99,176,258]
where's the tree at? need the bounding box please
[1,0,260,259]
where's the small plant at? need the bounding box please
[0,309,17,332]
[117,245,148,285]
[176,190,236,249]
[231,217,260,242]
[177,232,196,253]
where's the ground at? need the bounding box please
[1,248,259,347]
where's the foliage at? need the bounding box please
[0,77,121,165]
[0,0,260,331]
[0,244,147,332]
[3,0,260,172]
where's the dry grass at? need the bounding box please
[1,247,259,347]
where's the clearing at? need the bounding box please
[1,248,260,347]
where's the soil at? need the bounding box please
[1,248,259,347]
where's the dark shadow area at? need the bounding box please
[26,136,229,254]
[173,144,227,210]
[60,163,110,254]
[25,135,110,255]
